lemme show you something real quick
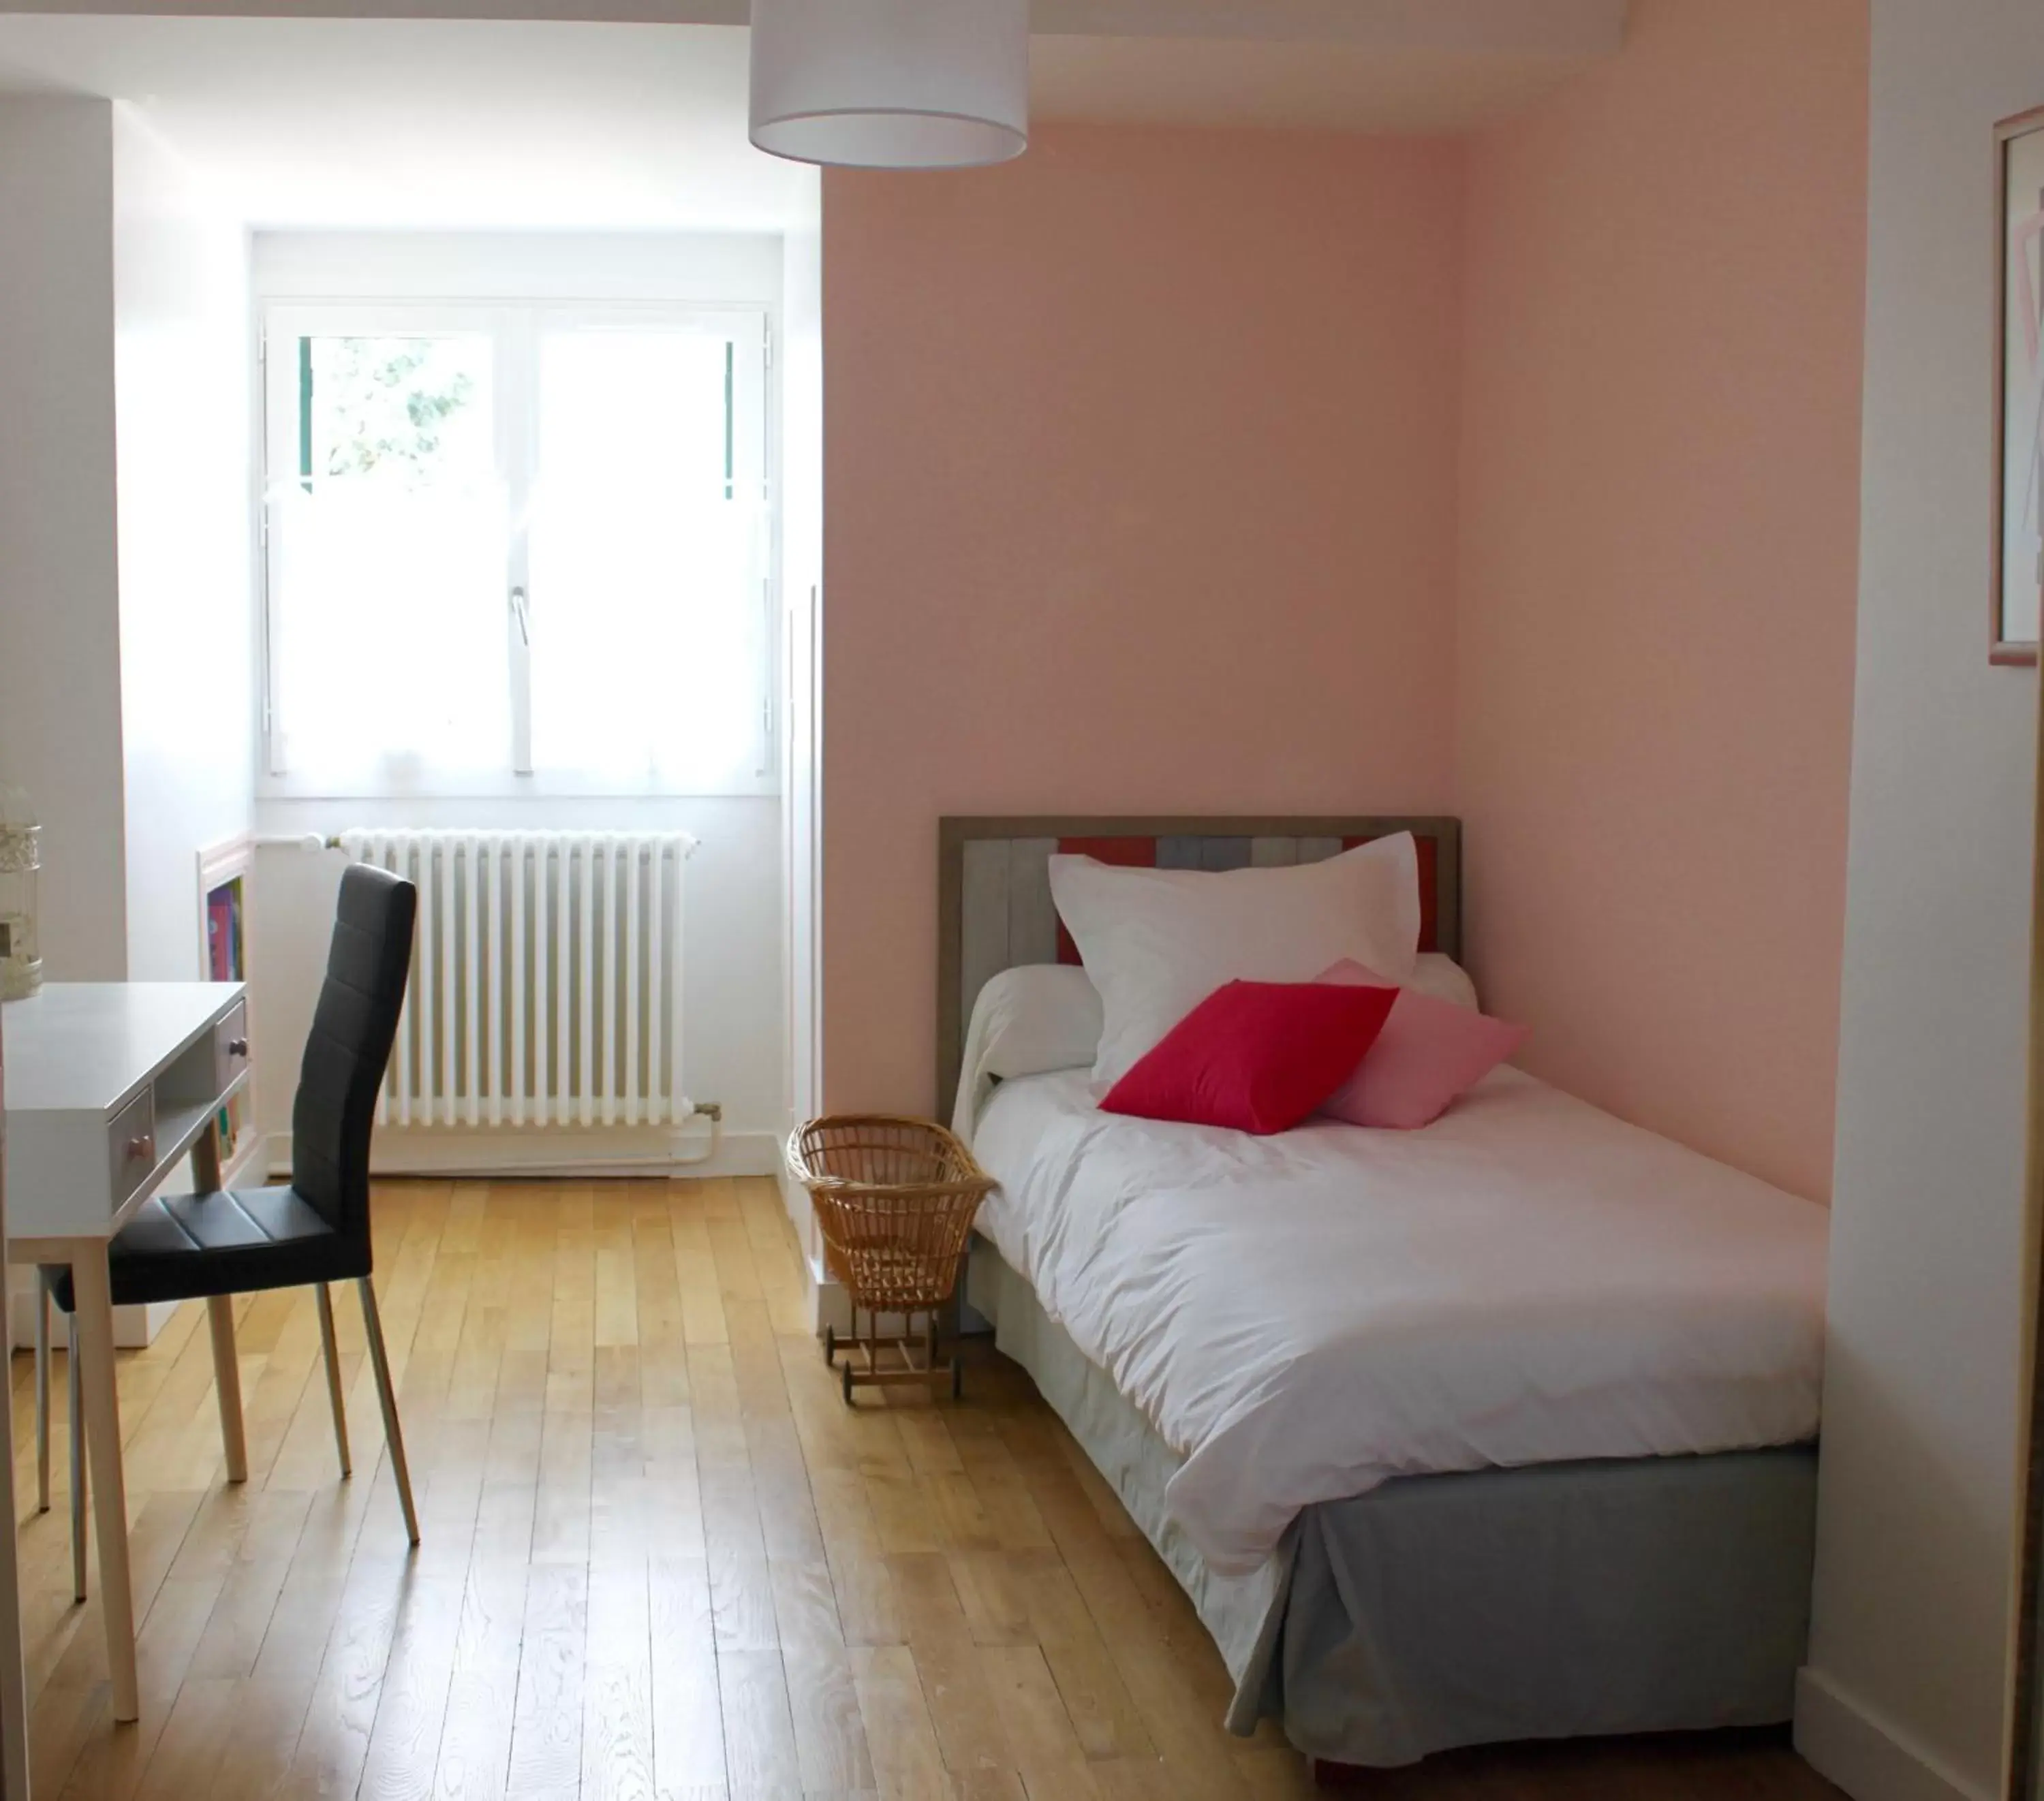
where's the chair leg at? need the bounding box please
[33,1277,50,1516]
[206,1296,249,1484]
[67,1313,85,1605]
[315,1284,351,1478]
[357,1277,418,1546]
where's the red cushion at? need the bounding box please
[1100,980,1399,1135]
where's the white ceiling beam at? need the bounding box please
[2,0,1629,57]
[1032,0,1628,52]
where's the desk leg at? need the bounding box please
[69,1248,138,1723]
[190,1126,248,1485]
[207,1298,248,1484]
[0,1266,33,1800]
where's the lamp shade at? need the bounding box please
[749,0,1028,170]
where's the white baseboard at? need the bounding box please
[1795,1666,1993,1801]
[809,1253,849,1335]
[777,1161,816,1250]
[267,1125,783,1182]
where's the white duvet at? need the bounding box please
[971,1067,1828,1576]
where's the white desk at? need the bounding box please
[1,982,251,1731]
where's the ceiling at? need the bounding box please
[0,18,814,230]
[0,4,1627,231]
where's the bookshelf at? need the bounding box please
[196,835,262,1190]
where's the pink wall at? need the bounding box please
[822,127,1466,1112]
[1455,0,1868,1200]
[820,20,1868,1193]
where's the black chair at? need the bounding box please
[34,864,421,1594]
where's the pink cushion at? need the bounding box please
[1101,980,1398,1136]
[1315,959,1527,1129]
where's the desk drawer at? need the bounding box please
[214,1001,250,1095]
[107,1090,157,1212]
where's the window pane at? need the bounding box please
[271,334,508,779]
[527,330,762,784]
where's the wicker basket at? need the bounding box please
[786,1114,995,1401]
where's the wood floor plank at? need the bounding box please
[27,1679,103,1801]
[886,1552,1015,1789]
[850,1644,955,1801]
[531,1400,595,1569]
[1012,1550,1155,1759]
[5,1176,1845,1801]
[650,1556,727,1797]
[506,1561,590,1800]
[472,1402,544,1567]
[206,1670,322,1801]
[982,1642,1104,1800]
[55,1569,217,1801]
[279,1553,408,1800]
[187,1547,296,1680]
[747,1415,826,1565]
[771,1557,873,1796]
[945,1551,1032,1649]
[673,1193,731,1348]
[709,1548,779,1653]
[716,1646,802,1796]
[633,1195,690,1411]
[432,1559,531,1801]
[357,1570,467,1801]
[131,1674,238,1801]
[583,1560,656,1801]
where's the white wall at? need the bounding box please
[778,186,822,1257]
[0,97,127,981]
[113,108,254,982]
[0,102,251,1348]
[0,101,253,990]
[1800,5,2044,1799]
[249,231,790,1175]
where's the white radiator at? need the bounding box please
[338,830,698,1130]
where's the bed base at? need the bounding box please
[968,1240,1817,1770]
[1306,1723,1799,1787]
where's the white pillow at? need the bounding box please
[1408,954,1479,1012]
[952,963,1104,1140]
[974,964,1104,1080]
[1048,834,1423,1089]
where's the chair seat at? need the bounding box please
[44,1187,367,1311]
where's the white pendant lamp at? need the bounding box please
[749,0,1029,170]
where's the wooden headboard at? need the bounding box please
[935,815,1462,1121]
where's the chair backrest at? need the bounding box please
[291,863,417,1251]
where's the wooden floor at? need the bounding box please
[3,1177,1843,1800]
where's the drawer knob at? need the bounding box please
[127,1136,153,1163]
[227,1037,249,1059]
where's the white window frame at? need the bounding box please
[258,297,776,800]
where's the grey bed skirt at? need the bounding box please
[966,1240,1817,1768]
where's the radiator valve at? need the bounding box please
[691,1101,723,1123]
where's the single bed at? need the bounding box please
[936,816,1826,1770]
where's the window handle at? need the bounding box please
[510,585,531,648]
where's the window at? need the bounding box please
[260,302,771,794]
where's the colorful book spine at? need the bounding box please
[207,890,234,983]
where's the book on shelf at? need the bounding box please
[206,888,234,983]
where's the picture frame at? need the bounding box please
[1994,106,2044,665]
